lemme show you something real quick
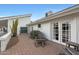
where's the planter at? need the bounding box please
[12,33,17,37]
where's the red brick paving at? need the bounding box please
[0,34,64,55]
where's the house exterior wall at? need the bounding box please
[76,13,79,44]
[19,17,31,27]
[32,25,38,30]
[38,22,51,40]
[51,13,77,44]
[29,13,78,45]
[27,25,33,34]
[17,17,31,35]
[8,17,31,35]
[8,19,13,33]
[29,22,51,40]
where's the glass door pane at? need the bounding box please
[53,23,59,40]
[62,23,71,43]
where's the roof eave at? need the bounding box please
[0,14,32,21]
[28,5,79,25]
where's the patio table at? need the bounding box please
[34,39,47,47]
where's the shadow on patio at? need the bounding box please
[6,36,19,50]
[0,33,64,55]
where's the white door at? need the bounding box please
[61,23,71,43]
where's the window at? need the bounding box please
[53,23,59,40]
[45,13,48,17]
[62,23,71,42]
[20,27,27,33]
[38,24,41,28]
[32,27,33,31]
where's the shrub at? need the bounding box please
[30,30,39,39]
[30,30,47,40]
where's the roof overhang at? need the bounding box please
[28,5,79,26]
[0,14,32,21]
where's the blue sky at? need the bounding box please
[0,4,74,21]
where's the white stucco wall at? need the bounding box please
[29,13,78,45]
[39,22,51,40]
[28,25,33,34]
[8,19,13,33]
[76,13,79,44]
[19,17,31,27]
[17,17,31,35]
[71,17,77,43]
[8,16,31,35]
[30,22,51,40]
[51,13,77,44]
[32,25,38,30]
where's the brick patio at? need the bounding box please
[0,33,64,55]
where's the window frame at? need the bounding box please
[53,22,59,40]
[38,24,41,28]
[62,23,71,42]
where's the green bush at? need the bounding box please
[30,30,39,39]
[30,30,47,40]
